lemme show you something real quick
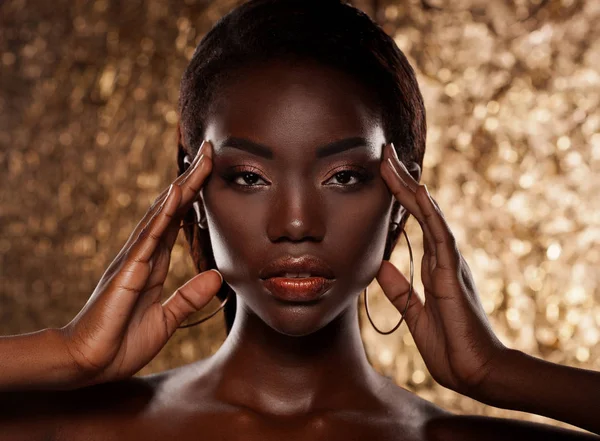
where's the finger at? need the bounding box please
[178,139,211,187]
[415,185,459,271]
[132,141,207,233]
[114,143,208,262]
[380,158,423,219]
[113,185,180,262]
[113,184,181,298]
[384,143,437,257]
[101,143,206,284]
[381,161,437,257]
[94,185,180,331]
[112,189,170,263]
[162,269,224,335]
[153,202,189,265]
[129,245,173,320]
[132,184,182,262]
[375,260,424,334]
[163,216,184,251]
[176,142,213,216]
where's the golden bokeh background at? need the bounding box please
[1,0,598,432]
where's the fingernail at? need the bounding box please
[165,184,175,200]
[192,153,205,171]
[387,158,410,189]
[201,139,212,157]
[396,161,412,184]
[396,158,408,173]
[197,140,207,158]
[160,184,174,209]
[386,157,396,172]
[210,269,223,285]
[187,145,204,171]
[389,142,399,160]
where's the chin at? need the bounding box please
[229,279,359,336]
[265,305,331,337]
[250,289,354,337]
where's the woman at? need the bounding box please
[1,0,599,439]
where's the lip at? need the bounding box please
[261,277,336,303]
[259,255,335,280]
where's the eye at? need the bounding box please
[224,166,269,190]
[325,168,370,188]
[223,166,371,190]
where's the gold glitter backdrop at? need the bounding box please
[0,0,598,432]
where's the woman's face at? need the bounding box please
[192,60,401,336]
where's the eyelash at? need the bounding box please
[224,166,370,191]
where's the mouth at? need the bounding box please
[261,276,336,303]
[259,255,336,302]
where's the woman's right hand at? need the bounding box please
[57,139,222,388]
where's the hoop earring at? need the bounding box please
[176,220,232,329]
[364,222,414,335]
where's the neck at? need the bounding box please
[199,297,385,417]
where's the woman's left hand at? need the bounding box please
[375,142,507,396]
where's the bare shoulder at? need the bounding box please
[423,414,599,441]
[6,366,596,441]
[0,359,222,441]
[371,374,450,419]
[0,372,167,441]
[372,377,598,441]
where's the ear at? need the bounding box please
[183,154,208,230]
[390,161,422,226]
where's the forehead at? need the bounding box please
[204,60,382,156]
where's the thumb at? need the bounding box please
[375,260,423,333]
[162,269,224,335]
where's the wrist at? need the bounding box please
[0,328,81,392]
[466,346,600,433]
[50,327,89,389]
[29,327,85,390]
[466,346,524,406]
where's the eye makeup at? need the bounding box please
[221,164,373,192]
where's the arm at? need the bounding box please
[427,414,600,441]
[1,141,222,393]
[472,347,600,435]
[0,328,79,391]
[378,144,600,436]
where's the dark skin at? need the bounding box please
[1,60,599,441]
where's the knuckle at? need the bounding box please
[423,207,436,220]
[147,229,161,241]
[137,227,148,242]
[175,286,200,311]
[405,296,420,315]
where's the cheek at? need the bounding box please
[325,188,392,285]
[200,182,270,289]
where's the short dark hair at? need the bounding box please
[176,0,427,334]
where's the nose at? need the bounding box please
[266,182,325,242]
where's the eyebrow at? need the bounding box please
[220,136,369,159]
